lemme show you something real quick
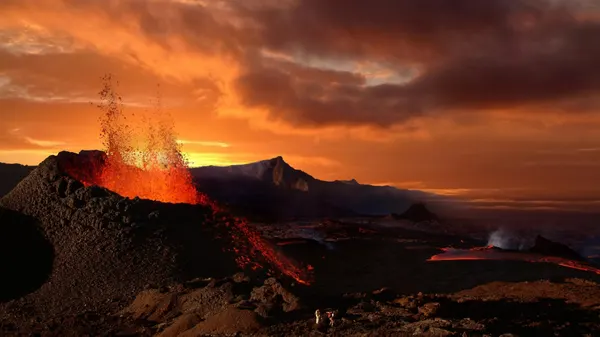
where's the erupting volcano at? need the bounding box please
[73,75,202,205]
[63,75,312,285]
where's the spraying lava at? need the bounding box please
[65,75,312,285]
[95,76,200,204]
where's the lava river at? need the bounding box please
[428,246,600,275]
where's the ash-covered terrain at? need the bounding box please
[1,151,600,336]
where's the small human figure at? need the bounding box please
[315,309,322,325]
[326,311,335,327]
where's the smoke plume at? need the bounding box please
[487,228,532,250]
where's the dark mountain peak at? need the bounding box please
[392,202,438,223]
[269,155,290,171]
[337,179,359,185]
[187,156,429,218]
[267,156,297,174]
[267,156,313,190]
[270,155,285,164]
[529,235,585,261]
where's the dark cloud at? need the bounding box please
[235,65,419,127]
[412,23,600,110]
[232,0,600,127]
[244,0,544,62]
[3,0,600,128]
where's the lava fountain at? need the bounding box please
[95,76,200,204]
[66,75,312,285]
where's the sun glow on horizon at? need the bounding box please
[183,151,247,167]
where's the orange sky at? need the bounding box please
[1,0,599,211]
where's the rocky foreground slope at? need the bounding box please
[2,272,600,336]
[0,151,247,319]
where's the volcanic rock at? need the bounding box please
[372,287,395,301]
[393,296,420,309]
[178,306,262,336]
[233,272,251,283]
[0,151,241,318]
[157,313,201,337]
[254,302,276,318]
[418,302,441,318]
[0,207,53,302]
[126,282,263,336]
[250,277,301,313]
[123,281,240,327]
[402,318,452,335]
[453,318,486,332]
[529,235,586,261]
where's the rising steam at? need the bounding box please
[487,228,532,251]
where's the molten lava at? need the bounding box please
[66,75,313,285]
[428,246,600,275]
[94,76,199,204]
[227,217,313,285]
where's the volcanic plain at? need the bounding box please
[1,150,600,337]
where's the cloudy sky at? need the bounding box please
[1,0,599,211]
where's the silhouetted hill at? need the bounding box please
[195,156,313,192]
[335,179,360,185]
[190,157,438,220]
[391,203,439,223]
[0,163,35,197]
[529,235,586,262]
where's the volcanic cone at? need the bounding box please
[0,151,241,317]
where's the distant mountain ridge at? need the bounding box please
[190,156,441,220]
[196,156,312,192]
[0,163,35,197]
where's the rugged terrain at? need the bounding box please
[1,152,600,336]
[0,152,248,319]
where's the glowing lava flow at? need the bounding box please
[428,246,600,275]
[69,75,313,285]
[226,217,313,285]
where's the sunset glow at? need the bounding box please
[1,0,599,211]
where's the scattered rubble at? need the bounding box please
[250,277,302,314]
[418,302,441,318]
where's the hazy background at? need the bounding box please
[1,0,599,213]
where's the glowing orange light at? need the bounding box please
[66,75,313,285]
[428,246,600,275]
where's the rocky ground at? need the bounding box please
[1,151,600,336]
[2,273,600,336]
